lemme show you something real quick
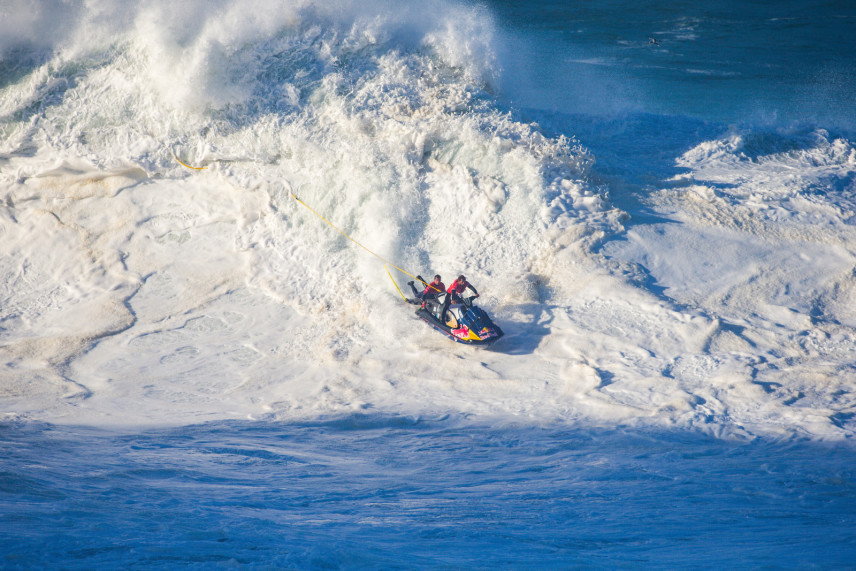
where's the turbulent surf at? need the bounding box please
[3,0,856,566]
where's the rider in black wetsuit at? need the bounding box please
[440,275,478,324]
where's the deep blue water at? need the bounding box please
[2,417,856,568]
[491,0,856,233]
[492,0,856,127]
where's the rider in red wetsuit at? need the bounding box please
[409,275,445,301]
[440,275,479,323]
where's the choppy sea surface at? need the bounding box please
[2,0,855,567]
[4,417,856,568]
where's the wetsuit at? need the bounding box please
[409,278,445,300]
[440,278,478,323]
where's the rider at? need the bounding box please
[440,274,479,324]
[408,274,445,302]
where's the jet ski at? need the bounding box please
[413,294,504,346]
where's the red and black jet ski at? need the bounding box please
[411,294,504,346]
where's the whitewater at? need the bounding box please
[2,0,855,567]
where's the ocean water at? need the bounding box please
[2,0,856,567]
[2,418,856,568]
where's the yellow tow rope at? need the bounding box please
[171,152,428,295]
[385,265,407,301]
[289,191,425,287]
[172,151,207,170]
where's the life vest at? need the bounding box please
[447,279,471,295]
[423,281,445,295]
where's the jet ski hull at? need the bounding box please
[415,301,504,346]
